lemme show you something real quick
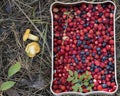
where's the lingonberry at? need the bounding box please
[53,8,59,13]
[97,85,103,90]
[60,85,66,91]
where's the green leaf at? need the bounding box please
[87,87,92,91]
[84,82,89,86]
[90,84,94,87]
[87,75,92,80]
[67,77,74,82]
[86,71,89,75]
[72,84,80,92]
[8,62,21,78]
[68,70,73,76]
[79,86,83,92]
[75,83,81,87]
[72,86,78,92]
[84,75,88,79]
[84,79,89,82]
[79,75,84,81]
[0,81,16,91]
[74,71,78,78]
[72,78,78,84]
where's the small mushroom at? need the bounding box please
[23,29,39,41]
[25,42,40,57]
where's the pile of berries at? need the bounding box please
[52,2,117,94]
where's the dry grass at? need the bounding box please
[0,0,120,96]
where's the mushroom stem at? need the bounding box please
[28,34,39,41]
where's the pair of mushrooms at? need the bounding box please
[23,29,40,57]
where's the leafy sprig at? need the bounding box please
[0,62,21,91]
[67,70,94,92]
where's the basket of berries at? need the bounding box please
[50,1,118,95]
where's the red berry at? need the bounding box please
[60,85,66,91]
[76,10,81,14]
[109,40,114,45]
[95,60,100,66]
[97,85,103,90]
[54,90,61,93]
[106,45,111,50]
[53,85,58,89]
[53,8,59,13]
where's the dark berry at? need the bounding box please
[63,25,67,29]
[84,23,87,27]
[95,66,97,68]
[102,56,107,61]
[89,39,93,43]
[92,7,96,12]
[82,41,86,45]
[81,59,85,63]
[82,11,86,14]
[96,47,101,51]
[106,32,110,36]
[80,51,85,55]
[94,20,99,24]
[84,36,89,40]
[84,45,88,49]
[89,79,93,83]
[101,4,106,8]
[77,69,84,73]
[92,53,95,57]
[84,23,89,27]
[90,68,94,71]
[79,13,83,17]
[77,40,82,46]
[88,46,92,49]
[102,42,106,47]
[57,47,60,51]
[98,51,101,55]
[86,51,90,56]
[70,63,73,66]
[74,57,78,60]
[105,70,109,75]
[101,75,106,80]
[108,62,113,66]
[110,67,114,71]
[96,35,101,39]
[75,58,79,64]
[91,64,95,68]
[102,84,107,88]
[82,56,86,60]
[99,12,103,17]
[106,65,110,70]
[76,35,80,39]
[98,67,102,71]
[111,76,115,82]
[72,54,76,58]
[110,10,114,13]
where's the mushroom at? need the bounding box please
[25,42,40,57]
[23,29,39,41]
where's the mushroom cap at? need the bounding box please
[25,42,40,57]
[23,29,31,41]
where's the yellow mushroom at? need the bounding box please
[25,42,40,57]
[23,29,39,41]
